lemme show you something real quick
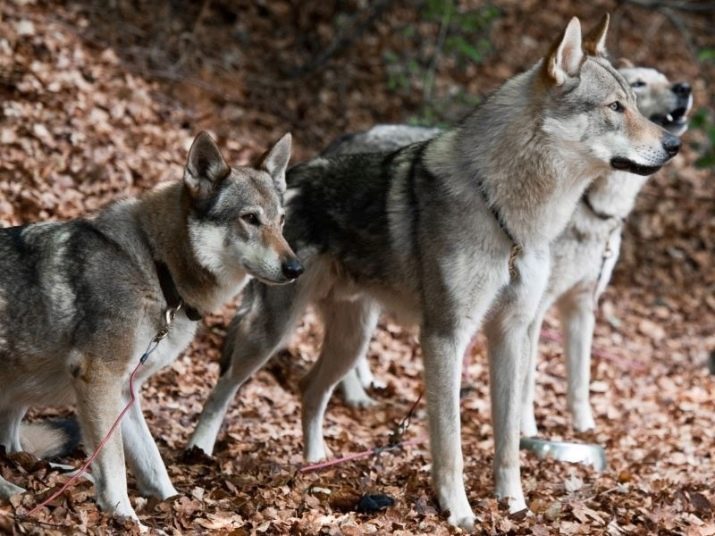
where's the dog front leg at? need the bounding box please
[486,316,528,513]
[189,283,306,455]
[122,396,177,500]
[71,356,135,520]
[557,287,597,432]
[421,326,475,530]
[486,248,550,514]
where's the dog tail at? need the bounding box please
[20,418,81,460]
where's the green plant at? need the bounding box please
[382,1,499,126]
[689,108,715,168]
[697,48,715,63]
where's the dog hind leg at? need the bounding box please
[520,306,547,437]
[355,351,386,389]
[300,297,379,462]
[338,311,381,407]
[71,356,135,519]
[339,368,376,408]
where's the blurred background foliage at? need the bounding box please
[56,0,714,167]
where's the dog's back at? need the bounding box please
[0,214,150,404]
[286,144,428,292]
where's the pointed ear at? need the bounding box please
[583,13,610,57]
[184,131,230,200]
[259,133,292,194]
[544,17,584,86]
[615,57,634,69]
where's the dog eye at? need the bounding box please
[608,101,625,113]
[630,80,646,88]
[280,214,286,226]
[241,213,261,226]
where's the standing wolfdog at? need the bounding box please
[328,64,692,434]
[189,16,679,528]
[0,132,302,522]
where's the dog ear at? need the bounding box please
[259,133,292,194]
[583,13,610,57]
[615,57,634,69]
[184,131,230,199]
[544,17,584,86]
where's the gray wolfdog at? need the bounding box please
[188,16,679,529]
[328,64,692,436]
[0,132,301,522]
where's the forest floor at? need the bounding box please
[1,0,714,534]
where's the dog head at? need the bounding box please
[539,15,680,176]
[184,132,303,285]
[617,59,692,137]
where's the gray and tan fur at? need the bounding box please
[0,132,301,523]
[188,16,680,529]
[329,66,692,434]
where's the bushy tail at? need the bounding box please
[20,418,81,460]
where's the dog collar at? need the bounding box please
[411,143,522,280]
[154,260,202,321]
[476,189,522,280]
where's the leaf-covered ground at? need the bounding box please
[1,1,714,534]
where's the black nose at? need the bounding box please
[281,258,304,279]
[662,133,681,157]
[672,82,691,98]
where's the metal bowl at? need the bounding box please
[520,437,607,472]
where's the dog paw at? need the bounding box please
[304,441,331,464]
[507,496,528,514]
[184,437,215,458]
[496,492,528,515]
[345,394,377,409]
[571,407,596,432]
[368,378,387,390]
[138,483,178,501]
[437,485,475,531]
[448,512,476,531]
[520,414,539,438]
[0,480,26,500]
[495,471,526,515]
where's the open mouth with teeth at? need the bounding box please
[610,157,663,176]
[651,108,688,128]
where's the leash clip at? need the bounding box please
[153,303,182,343]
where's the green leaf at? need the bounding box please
[697,48,715,62]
